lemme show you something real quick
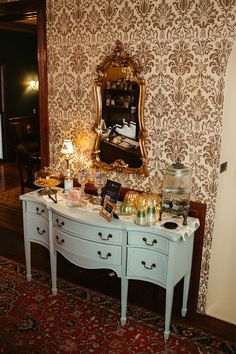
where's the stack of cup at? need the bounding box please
[135,194,158,226]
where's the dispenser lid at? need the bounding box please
[166,158,190,176]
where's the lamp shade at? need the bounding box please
[61,139,74,155]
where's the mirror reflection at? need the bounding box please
[92,41,148,175]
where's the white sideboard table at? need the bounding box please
[20,190,199,340]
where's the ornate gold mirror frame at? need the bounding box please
[92,40,148,175]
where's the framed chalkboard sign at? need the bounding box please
[101,179,121,205]
[99,179,121,221]
[99,200,116,221]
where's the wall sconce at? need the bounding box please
[29,80,39,91]
[61,139,74,170]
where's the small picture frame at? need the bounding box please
[99,200,116,222]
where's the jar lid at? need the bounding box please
[166,158,190,176]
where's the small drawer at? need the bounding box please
[53,229,121,266]
[26,215,49,248]
[26,201,48,219]
[128,231,169,254]
[52,213,122,244]
[127,247,168,285]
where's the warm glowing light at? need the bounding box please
[29,80,39,90]
[75,131,96,169]
[75,132,96,151]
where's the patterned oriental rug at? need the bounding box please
[0,256,235,354]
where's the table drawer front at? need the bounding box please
[128,231,169,254]
[127,248,168,284]
[26,216,49,246]
[53,213,122,244]
[26,201,48,219]
[53,229,122,266]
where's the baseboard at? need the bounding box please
[186,312,236,341]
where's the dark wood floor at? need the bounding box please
[0,161,20,191]
[0,161,235,341]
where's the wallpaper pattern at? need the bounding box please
[46,0,236,312]
[1,0,235,313]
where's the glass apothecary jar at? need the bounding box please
[159,159,191,225]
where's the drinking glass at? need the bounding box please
[77,168,89,199]
[90,169,107,205]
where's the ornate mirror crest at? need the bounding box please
[92,40,148,175]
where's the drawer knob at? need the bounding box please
[97,251,111,260]
[36,227,45,235]
[36,207,45,215]
[141,261,156,270]
[98,232,112,240]
[56,235,64,245]
[56,218,65,228]
[142,237,157,246]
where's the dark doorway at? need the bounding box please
[0,28,39,161]
[0,0,49,167]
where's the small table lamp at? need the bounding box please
[61,139,74,169]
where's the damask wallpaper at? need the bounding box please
[1,0,236,313]
[46,0,236,313]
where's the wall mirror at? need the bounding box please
[92,40,148,175]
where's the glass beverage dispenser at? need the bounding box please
[159,159,191,225]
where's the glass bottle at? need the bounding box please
[64,169,73,196]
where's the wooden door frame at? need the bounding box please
[0,0,49,166]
